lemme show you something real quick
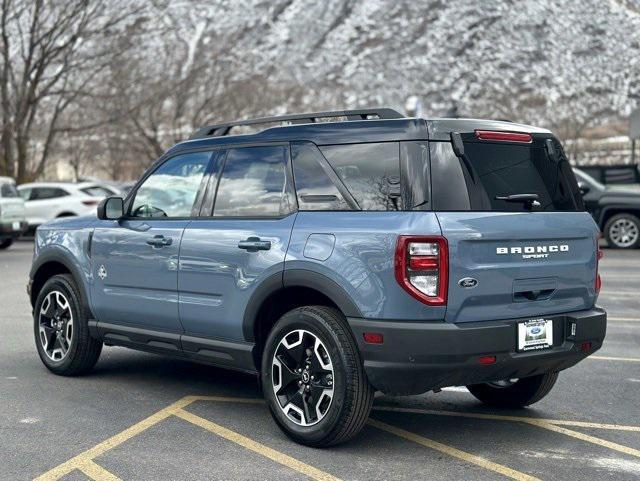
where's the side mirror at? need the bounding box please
[577,181,590,196]
[97,196,124,220]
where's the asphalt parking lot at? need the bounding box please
[1,241,639,481]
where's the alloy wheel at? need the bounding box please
[609,218,639,248]
[38,291,74,362]
[271,329,334,427]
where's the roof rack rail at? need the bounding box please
[190,108,404,139]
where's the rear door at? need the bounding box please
[431,134,599,323]
[178,144,296,343]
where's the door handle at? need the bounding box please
[146,235,172,247]
[238,236,271,252]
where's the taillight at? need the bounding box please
[595,246,603,293]
[395,236,448,306]
[81,199,100,206]
[475,130,532,143]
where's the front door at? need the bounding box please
[90,151,214,337]
[178,144,297,342]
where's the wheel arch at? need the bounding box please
[30,250,91,313]
[599,206,640,229]
[243,269,363,366]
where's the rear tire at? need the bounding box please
[261,306,373,447]
[604,213,640,249]
[34,274,102,376]
[466,372,559,408]
[0,238,13,249]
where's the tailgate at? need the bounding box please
[437,211,599,323]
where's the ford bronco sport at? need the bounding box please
[28,109,607,447]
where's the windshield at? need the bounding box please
[0,183,19,198]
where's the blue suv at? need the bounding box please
[28,109,607,446]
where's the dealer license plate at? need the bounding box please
[518,319,553,352]
[12,221,20,231]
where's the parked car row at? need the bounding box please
[0,179,123,249]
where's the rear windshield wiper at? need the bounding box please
[495,193,541,210]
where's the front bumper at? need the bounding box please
[348,308,606,395]
[0,220,27,238]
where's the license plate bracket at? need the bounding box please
[517,318,553,352]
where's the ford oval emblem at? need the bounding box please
[531,327,541,335]
[458,277,478,288]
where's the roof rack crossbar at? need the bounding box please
[190,108,404,139]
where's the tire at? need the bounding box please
[261,306,374,447]
[604,213,640,249]
[0,238,13,249]
[33,274,102,376]
[466,372,559,408]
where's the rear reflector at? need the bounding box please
[581,342,592,353]
[363,332,384,344]
[475,130,532,143]
[478,355,497,365]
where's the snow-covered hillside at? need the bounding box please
[171,0,640,130]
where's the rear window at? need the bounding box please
[0,183,18,198]
[430,137,581,212]
[319,142,401,211]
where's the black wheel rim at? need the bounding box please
[271,329,334,426]
[38,291,74,362]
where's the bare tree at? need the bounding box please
[0,0,144,182]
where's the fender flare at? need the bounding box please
[242,269,363,342]
[30,247,91,311]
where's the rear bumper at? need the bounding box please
[347,308,606,395]
[0,220,27,238]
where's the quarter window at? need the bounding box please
[131,152,211,218]
[319,142,401,211]
[213,145,293,217]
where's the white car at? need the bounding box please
[17,182,116,229]
[0,176,27,249]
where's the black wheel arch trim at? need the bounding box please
[599,205,640,228]
[29,248,92,313]
[241,268,364,342]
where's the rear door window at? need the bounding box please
[319,142,401,211]
[291,142,350,211]
[30,187,69,200]
[213,145,294,217]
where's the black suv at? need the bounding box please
[574,167,640,249]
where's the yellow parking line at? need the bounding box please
[33,396,198,481]
[77,460,123,481]
[174,409,341,481]
[589,355,640,362]
[372,406,640,432]
[525,420,640,459]
[368,418,540,481]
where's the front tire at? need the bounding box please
[34,274,102,375]
[604,213,640,249]
[0,238,13,249]
[466,372,559,408]
[261,306,373,447]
